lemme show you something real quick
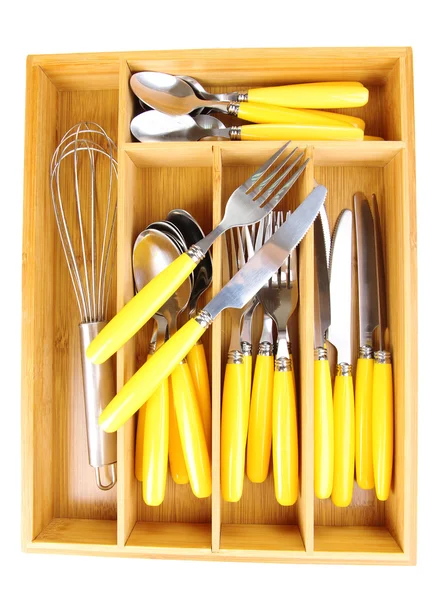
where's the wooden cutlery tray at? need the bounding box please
[22,47,417,564]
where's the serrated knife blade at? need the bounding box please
[328,209,353,364]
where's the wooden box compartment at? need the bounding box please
[22,48,416,564]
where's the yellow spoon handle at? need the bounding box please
[186,342,212,456]
[355,356,375,490]
[98,317,207,433]
[372,355,394,501]
[247,82,369,108]
[135,352,152,482]
[239,123,364,141]
[273,367,299,506]
[237,103,357,128]
[86,253,197,365]
[221,360,247,502]
[168,378,189,485]
[171,362,211,498]
[331,369,355,507]
[142,377,169,505]
[246,353,274,483]
[314,354,334,499]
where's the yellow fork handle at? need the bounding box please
[331,371,355,507]
[314,357,334,499]
[221,361,246,502]
[372,358,394,501]
[246,354,274,483]
[240,123,364,141]
[237,103,359,128]
[142,377,169,505]
[273,369,298,506]
[247,82,369,108]
[171,362,211,498]
[355,356,375,490]
[98,318,207,433]
[168,378,189,485]
[86,253,197,365]
[186,342,212,456]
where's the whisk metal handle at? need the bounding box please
[79,322,117,490]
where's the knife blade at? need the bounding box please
[370,193,393,501]
[98,185,327,434]
[314,211,333,499]
[328,209,355,507]
[354,192,377,490]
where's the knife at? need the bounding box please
[370,194,394,501]
[313,210,333,500]
[354,192,378,490]
[328,209,355,508]
[97,186,327,435]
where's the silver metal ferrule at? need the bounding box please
[187,244,206,264]
[258,341,274,356]
[228,350,244,364]
[359,345,374,359]
[374,350,391,364]
[241,341,252,356]
[227,103,240,117]
[229,126,242,140]
[314,347,328,361]
[237,92,249,102]
[195,309,213,329]
[275,356,292,372]
[336,362,352,376]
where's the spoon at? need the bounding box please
[130,110,364,142]
[133,229,211,499]
[166,209,213,456]
[130,72,369,116]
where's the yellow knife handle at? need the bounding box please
[86,252,197,365]
[221,359,246,502]
[171,362,211,498]
[331,367,355,507]
[372,353,394,501]
[186,342,212,456]
[273,366,298,506]
[135,352,152,482]
[355,354,375,490]
[168,377,189,485]
[243,352,252,437]
[142,377,169,505]
[303,109,365,131]
[247,82,369,108]
[314,352,334,499]
[98,317,208,433]
[237,103,356,128]
[239,124,364,141]
[246,352,274,483]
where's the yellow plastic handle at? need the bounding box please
[314,357,334,499]
[237,103,357,128]
[168,378,189,485]
[246,354,274,483]
[372,360,394,501]
[221,361,247,502]
[243,354,252,437]
[186,343,212,456]
[331,372,355,507]
[142,376,169,506]
[303,109,365,131]
[273,369,298,506]
[247,82,369,108]
[355,356,375,490]
[240,123,364,141]
[135,353,152,482]
[98,318,207,433]
[86,253,197,365]
[364,135,384,141]
[171,362,211,498]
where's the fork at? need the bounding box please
[258,212,299,506]
[87,142,310,365]
[221,229,257,502]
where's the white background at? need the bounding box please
[1,1,433,598]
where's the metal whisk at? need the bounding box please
[50,122,118,490]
